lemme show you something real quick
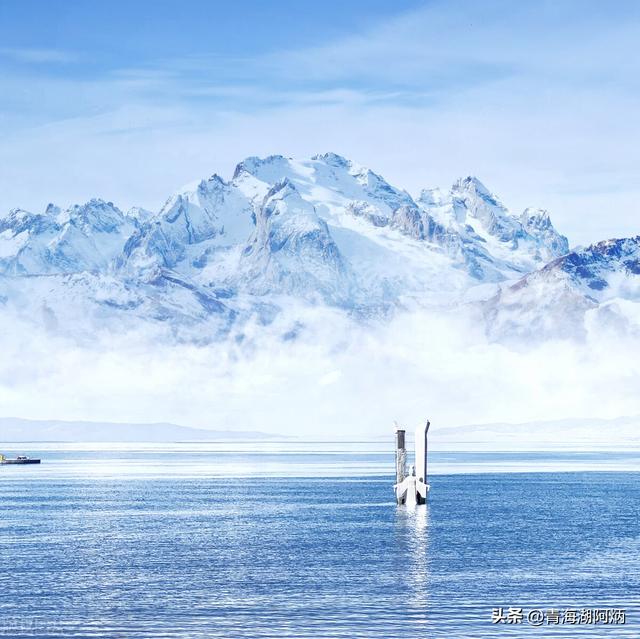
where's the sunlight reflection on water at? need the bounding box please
[0,444,638,637]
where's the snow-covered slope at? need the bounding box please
[0,152,584,342]
[417,177,569,281]
[485,236,640,341]
[122,174,254,279]
[238,179,353,305]
[0,200,135,275]
[229,153,569,305]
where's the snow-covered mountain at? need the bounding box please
[5,152,628,344]
[485,236,640,341]
[0,200,136,275]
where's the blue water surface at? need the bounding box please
[0,444,638,638]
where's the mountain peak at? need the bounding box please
[311,152,351,168]
[200,173,226,188]
[0,151,600,345]
[4,207,32,223]
[232,154,290,180]
[485,234,640,342]
[69,198,119,214]
[453,176,497,201]
[193,173,228,197]
[574,236,640,269]
[520,207,552,230]
[0,207,57,235]
[44,203,61,217]
[67,199,126,233]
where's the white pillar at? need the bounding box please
[414,420,430,484]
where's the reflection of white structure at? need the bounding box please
[394,421,430,505]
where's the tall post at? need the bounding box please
[414,420,430,484]
[424,420,430,485]
[395,426,406,485]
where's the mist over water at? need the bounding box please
[0,306,639,440]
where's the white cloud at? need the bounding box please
[0,47,76,64]
[0,304,638,441]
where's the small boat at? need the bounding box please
[0,454,41,465]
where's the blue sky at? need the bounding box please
[1,0,639,245]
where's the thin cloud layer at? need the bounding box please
[0,306,638,440]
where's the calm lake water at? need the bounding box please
[0,443,638,638]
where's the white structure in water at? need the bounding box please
[394,421,430,505]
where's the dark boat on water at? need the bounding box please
[0,455,41,465]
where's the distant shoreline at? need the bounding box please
[0,417,292,443]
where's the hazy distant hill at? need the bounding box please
[0,418,287,442]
